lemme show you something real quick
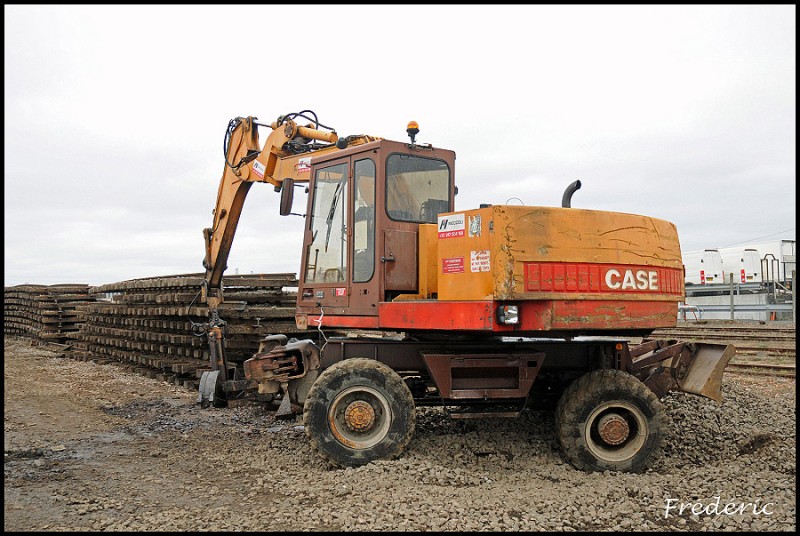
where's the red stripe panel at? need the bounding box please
[374,300,678,332]
[525,262,683,295]
[307,315,380,329]
[379,301,494,330]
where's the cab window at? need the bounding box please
[353,159,376,282]
[304,163,348,283]
[386,154,450,223]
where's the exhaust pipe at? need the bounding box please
[562,180,581,208]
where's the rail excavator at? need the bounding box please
[198,110,734,473]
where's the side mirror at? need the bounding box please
[279,178,295,216]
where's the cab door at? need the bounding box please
[298,154,381,316]
[348,157,380,315]
[299,158,350,313]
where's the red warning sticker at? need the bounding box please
[442,257,465,274]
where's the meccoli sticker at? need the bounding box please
[438,214,465,239]
[252,160,266,179]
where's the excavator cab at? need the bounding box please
[295,139,456,321]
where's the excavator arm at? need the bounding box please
[197,111,377,404]
[202,112,380,305]
[204,114,328,303]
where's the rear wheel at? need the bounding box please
[303,358,415,467]
[555,369,665,473]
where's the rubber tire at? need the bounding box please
[555,369,665,473]
[303,358,415,467]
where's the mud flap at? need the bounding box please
[629,340,736,402]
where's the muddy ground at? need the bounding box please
[3,337,796,531]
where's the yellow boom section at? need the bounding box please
[202,115,377,305]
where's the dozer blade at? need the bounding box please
[629,340,736,402]
[679,342,736,402]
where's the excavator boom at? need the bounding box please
[202,113,378,306]
[198,111,379,400]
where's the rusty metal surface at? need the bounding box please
[597,413,629,446]
[448,410,523,419]
[679,342,736,402]
[245,339,319,382]
[637,367,680,400]
[628,341,687,372]
[244,351,300,382]
[421,352,544,400]
[629,339,735,402]
[243,338,321,411]
[327,385,391,450]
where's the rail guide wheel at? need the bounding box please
[555,369,667,473]
[197,369,229,408]
[303,357,416,467]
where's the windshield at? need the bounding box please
[304,162,348,283]
[386,154,450,223]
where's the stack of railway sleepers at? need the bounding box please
[69,273,315,388]
[3,284,93,343]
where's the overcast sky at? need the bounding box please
[4,5,796,287]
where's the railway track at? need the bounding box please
[650,321,796,359]
[725,362,796,378]
[648,321,796,378]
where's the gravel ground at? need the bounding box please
[4,336,796,531]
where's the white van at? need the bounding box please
[683,249,726,285]
[718,247,760,283]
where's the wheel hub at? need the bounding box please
[597,413,630,446]
[344,400,376,432]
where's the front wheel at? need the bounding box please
[555,369,666,473]
[303,358,415,467]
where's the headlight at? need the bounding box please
[497,304,519,325]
